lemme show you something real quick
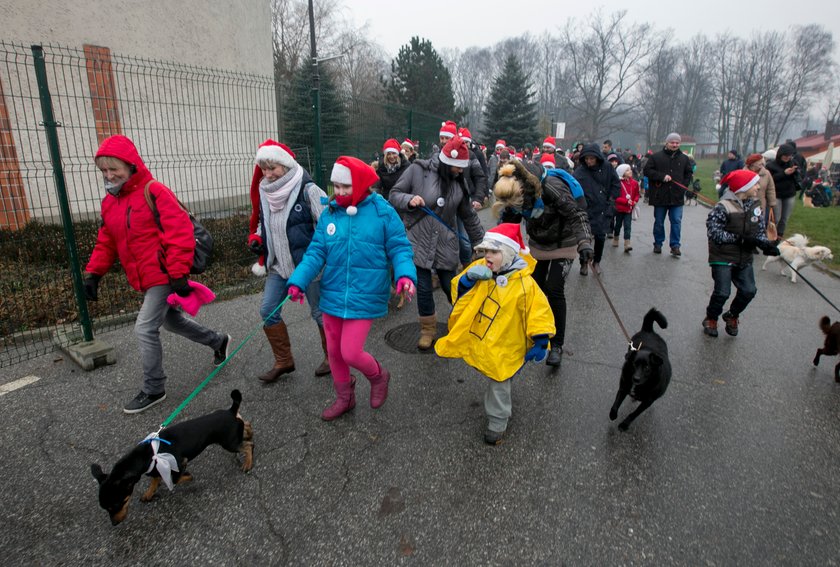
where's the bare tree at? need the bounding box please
[769,24,836,144]
[333,26,388,101]
[444,47,495,133]
[559,10,657,140]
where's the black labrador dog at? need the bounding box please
[610,308,671,431]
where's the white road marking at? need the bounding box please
[0,375,40,396]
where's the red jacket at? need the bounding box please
[615,178,641,214]
[86,135,195,291]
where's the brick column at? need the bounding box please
[0,77,29,230]
[83,44,122,144]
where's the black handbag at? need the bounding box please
[144,181,214,274]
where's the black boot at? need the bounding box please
[546,345,563,368]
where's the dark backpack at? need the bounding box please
[143,180,214,274]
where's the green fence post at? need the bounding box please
[31,45,114,370]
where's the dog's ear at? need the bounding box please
[91,464,107,485]
[649,353,663,367]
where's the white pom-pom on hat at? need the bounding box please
[346,206,358,216]
[450,149,459,158]
[251,262,267,277]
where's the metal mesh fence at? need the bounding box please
[0,41,445,368]
[0,42,278,366]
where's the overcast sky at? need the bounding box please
[347,0,840,58]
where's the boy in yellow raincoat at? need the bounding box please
[435,223,555,445]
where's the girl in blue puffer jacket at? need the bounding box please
[287,156,417,421]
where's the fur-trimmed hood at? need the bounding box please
[497,160,542,204]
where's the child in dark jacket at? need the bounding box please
[702,170,780,338]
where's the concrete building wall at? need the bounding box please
[0,1,277,226]
[0,0,273,76]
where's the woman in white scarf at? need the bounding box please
[248,140,329,381]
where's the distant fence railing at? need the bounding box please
[0,41,446,368]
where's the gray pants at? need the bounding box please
[484,378,513,433]
[135,284,225,395]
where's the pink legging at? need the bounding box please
[322,313,379,384]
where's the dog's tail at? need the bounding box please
[642,308,668,332]
[786,233,808,248]
[229,389,242,414]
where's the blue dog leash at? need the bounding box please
[419,206,472,245]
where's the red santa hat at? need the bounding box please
[439,136,470,168]
[476,223,528,255]
[382,138,400,154]
[439,120,457,139]
[401,138,414,149]
[543,136,556,150]
[458,127,473,143]
[539,153,556,169]
[495,139,506,150]
[330,156,380,216]
[721,170,760,194]
[249,139,298,276]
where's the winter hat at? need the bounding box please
[542,136,556,150]
[475,223,528,256]
[616,164,632,178]
[439,136,470,168]
[382,138,401,154]
[665,133,681,143]
[439,120,457,139]
[607,153,619,162]
[401,138,414,149]
[539,153,556,169]
[330,156,380,216]
[255,139,297,169]
[777,143,795,158]
[721,170,760,194]
[458,127,473,143]
[745,153,763,167]
[495,139,506,150]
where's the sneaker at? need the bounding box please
[653,244,662,254]
[484,429,505,445]
[213,334,232,366]
[722,312,739,336]
[702,318,718,338]
[124,391,166,414]
[579,263,588,276]
[670,246,681,257]
[612,236,619,247]
[592,262,602,275]
[546,345,563,368]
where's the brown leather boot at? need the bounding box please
[321,377,356,421]
[417,315,438,350]
[314,325,331,376]
[259,322,295,382]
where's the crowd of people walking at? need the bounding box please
[84,121,792,444]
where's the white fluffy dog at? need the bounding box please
[761,234,834,283]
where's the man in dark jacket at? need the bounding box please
[643,132,693,256]
[765,143,801,237]
[573,143,620,274]
[720,150,744,176]
[373,138,410,202]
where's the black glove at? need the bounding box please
[83,274,101,301]
[170,277,193,297]
[762,244,780,256]
[579,243,594,265]
[248,234,265,256]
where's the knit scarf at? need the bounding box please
[261,164,303,213]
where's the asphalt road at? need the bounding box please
[2,202,839,566]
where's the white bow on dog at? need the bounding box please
[142,434,179,491]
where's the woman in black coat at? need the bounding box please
[573,143,620,274]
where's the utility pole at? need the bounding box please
[307,0,323,188]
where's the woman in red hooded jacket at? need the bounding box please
[84,135,231,414]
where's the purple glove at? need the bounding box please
[288,285,305,304]
[395,277,415,300]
